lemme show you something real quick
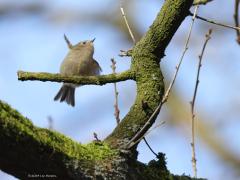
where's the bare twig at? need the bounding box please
[64,34,73,49]
[189,12,240,31]
[127,121,165,149]
[119,49,133,57]
[111,58,120,125]
[190,29,212,178]
[120,1,164,154]
[162,6,200,105]
[143,137,158,157]
[120,1,136,44]
[47,116,53,130]
[193,0,213,5]
[234,0,240,44]
[126,6,200,149]
[145,121,166,137]
[93,132,101,142]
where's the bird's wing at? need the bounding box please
[93,59,102,74]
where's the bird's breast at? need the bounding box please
[60,50,93,76]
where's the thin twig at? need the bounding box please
[127,121,165,150]
[189,12,240,31]
[120,1,136,44]
[145,121,166,138]
[193,0,213,6]
[120,1,163,155]
[234,0,240,44]
[162,6,200,104]
[47,116,53,130]
[143,137,158,157]
[93,132,101,142]
[64,34,73,49]
[111,58,120,125]
[119,49,133,57]
[126,6,200,149]
[190,29,212,178]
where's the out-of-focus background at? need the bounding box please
[0,0,239,179]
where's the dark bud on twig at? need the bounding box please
[93,132,101,142]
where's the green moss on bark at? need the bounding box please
[0,101,120,179]
[0,0,208,179]
[17,70,135,85]
[106,0,193,149]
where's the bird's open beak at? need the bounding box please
[91,38,96,43]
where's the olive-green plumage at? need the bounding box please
[54,37,101,106]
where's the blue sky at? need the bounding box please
[0,1,240,179]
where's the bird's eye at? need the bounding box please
[82,41,86,45]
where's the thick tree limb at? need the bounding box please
[1,0,205,179]
[105,0,193,148]
[17,0,194,151]
[0,100,202,179]
[0,100,123,179]
[17,70,134,85]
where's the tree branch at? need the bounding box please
[234,0,240,44]
[105,0,193,149]
[0,100,201,179]
[193,0,213,5]
[17,70,135,85]
[190,29,212,178]
[111,58,121,125]
[126,5,200,149]
[190,12,240,31]
[0,0,209,179]
[0,100,122,179]
[16,0,194,152]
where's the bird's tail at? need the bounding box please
[54,85,75,106]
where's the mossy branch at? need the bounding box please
[15,0,194,152]
[0,100,122,179]
[0,100,203,179]
[16,0,194,150]
[105,0,193,148]
[2,0,204,179]
[17,70,135,85]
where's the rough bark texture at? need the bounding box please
[0,0,207,179]
[18,70,135,86]
[0,101,206,179]
[105,0,193,147]
[0,101,122,179]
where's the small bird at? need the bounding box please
[54,35,102,107]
